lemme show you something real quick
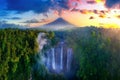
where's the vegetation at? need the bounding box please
[63,27,120,80]
[0,27,120,80]
[0,29,49,80]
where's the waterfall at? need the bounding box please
[39,39,73,74]
[46,51,51,68]
[67,48,72,71]
[37,33,74,75]
[60,47,63,70]
[52,48,56,70]
[47,52,50,67]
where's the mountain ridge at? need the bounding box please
[34,18,76,31]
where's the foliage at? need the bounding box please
[0,29,47,80]
[1,27,120,80]
[63,27,120,80]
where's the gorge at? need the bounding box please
[37,33,75,77]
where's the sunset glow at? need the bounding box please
[60,0,120,28]
[0,0,120,28]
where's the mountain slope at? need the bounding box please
[35,18,76,31]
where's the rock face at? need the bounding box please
[41,41,73,74]
[37,33,47,50]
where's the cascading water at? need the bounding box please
[67,48,72,71]
[52,48,56,70]
[37,34,74,75]
[60,47,63,70]
[46,51,50,68]
[40,42,73,74]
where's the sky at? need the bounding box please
[0,0,120,28]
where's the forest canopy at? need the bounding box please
[0,29,49,80]
[0,27,120,80]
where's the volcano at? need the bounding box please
[37,18,76,30]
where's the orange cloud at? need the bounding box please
[100,10,105,14]
[116,15,120,19]
[99,14,106,18]
[89,16,95,19]
[93,10,108,15]
[80,9,90,14]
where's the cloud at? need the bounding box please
[100,10,105,14]
[22,19,40,23]
[39,19,50,23]
[6,0,69,13]
[93,10,107,15]
[116,15,120,19]
[5,17,21,20]
[89,16,95,19]
[68,0,81,8]
[93,10,98,14]
[105,0,120,8]
[0,21,25,29]
[0,20,8,23]
[80,9,89,14]
[99,14,106,18]
[6,0,52,13]
[0,10,9,17]
[71,8,79,12]
[87,1,96,4]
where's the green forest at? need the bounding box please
[0,29,39,80]
[64,27,120,80]
[0,29,49,80]
[0,27,120,80]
